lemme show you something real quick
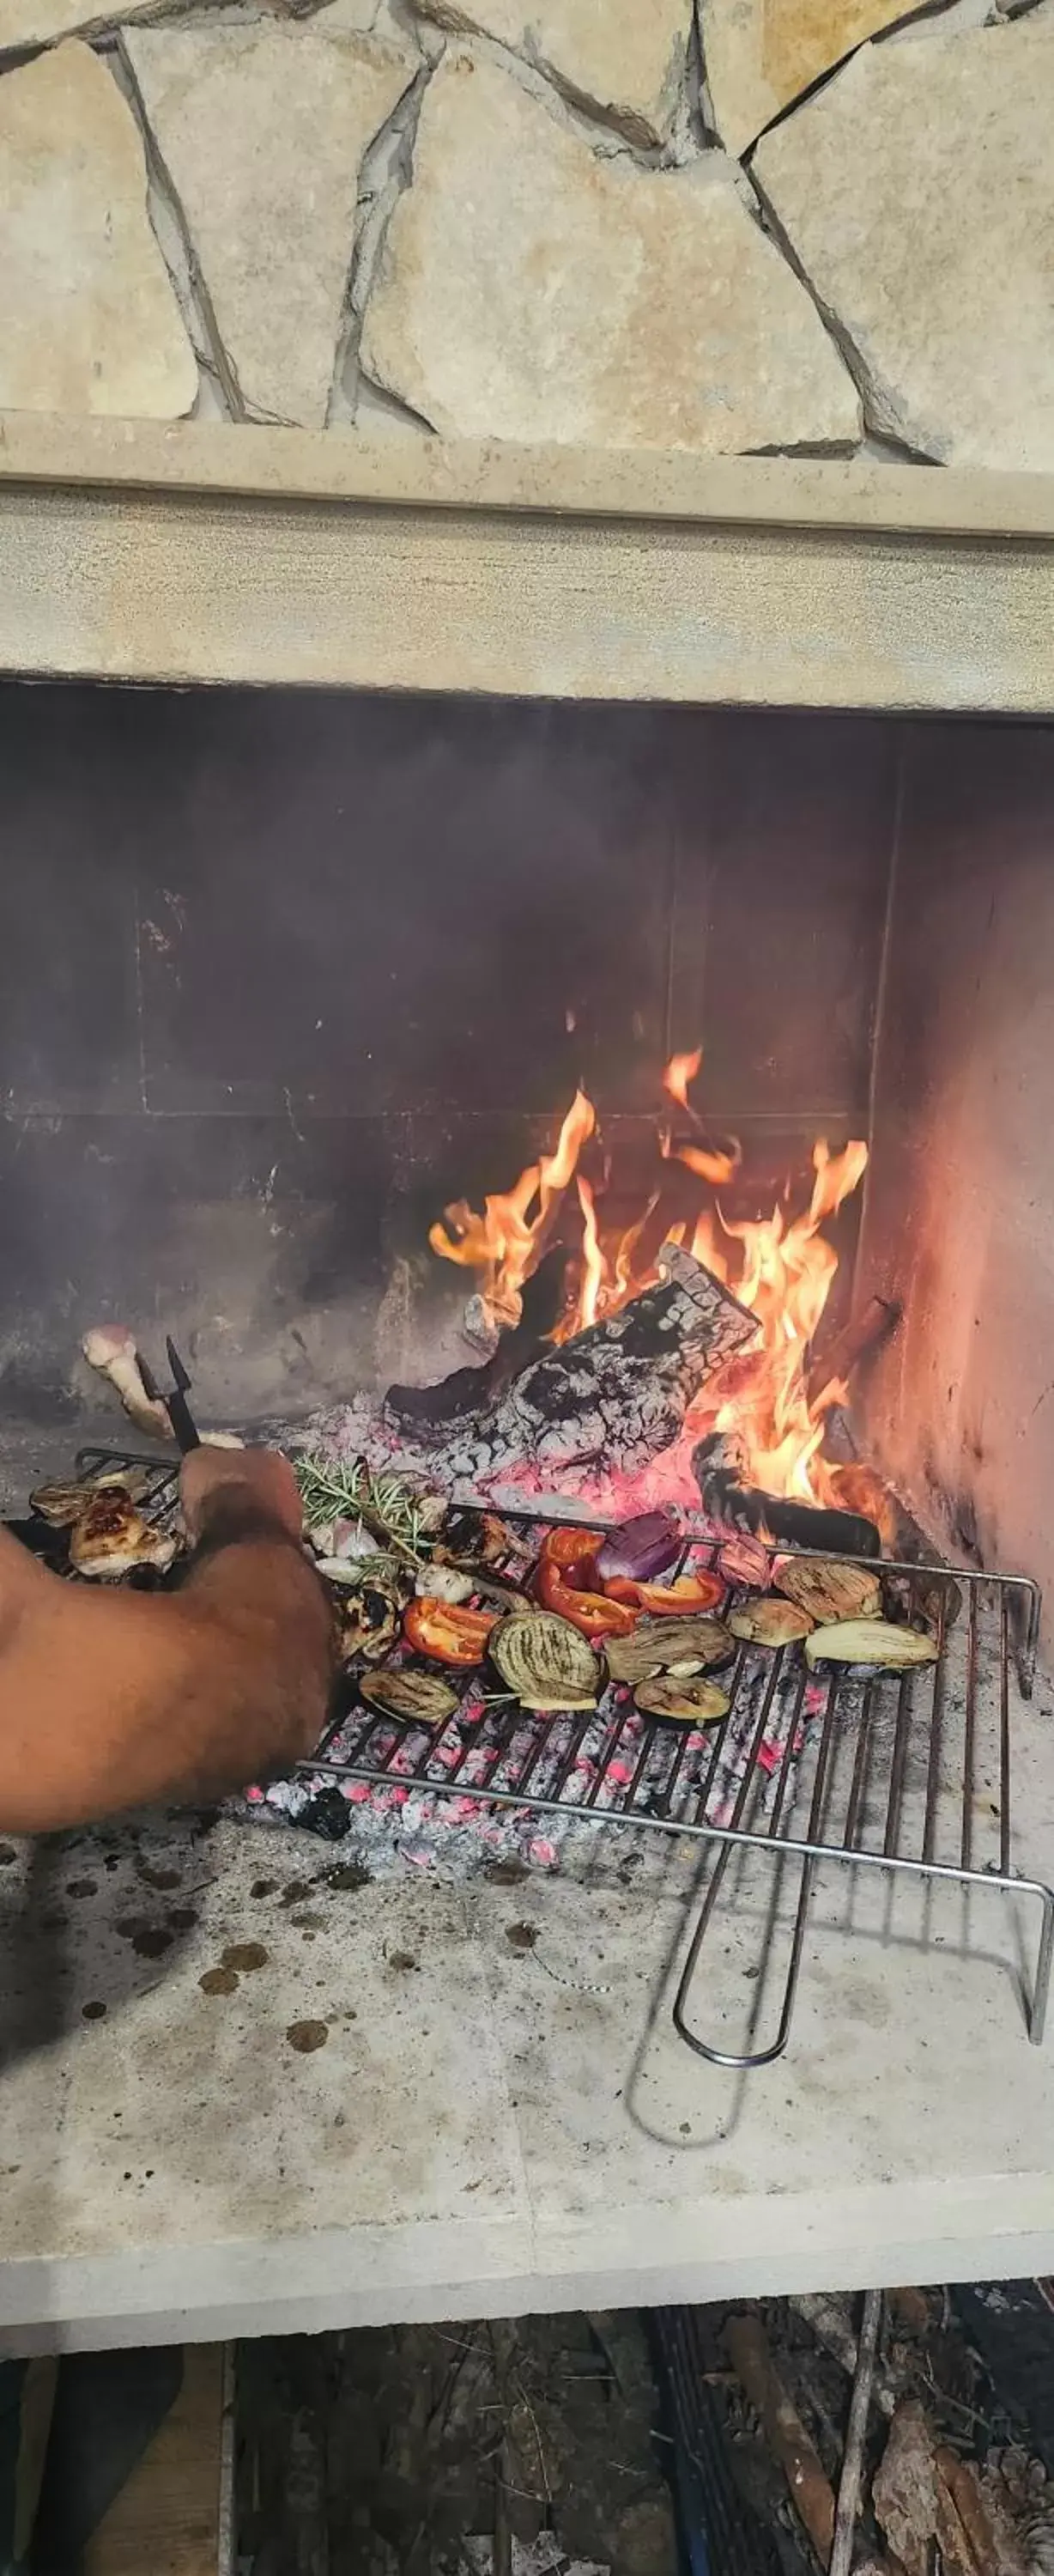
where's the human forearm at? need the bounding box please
[0,1464,334,1832]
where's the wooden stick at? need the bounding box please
[724,2312,836,2567]
[830,2290,883,2576]
[807,1295,902,1407]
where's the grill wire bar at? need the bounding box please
[72,1447,1054,2069]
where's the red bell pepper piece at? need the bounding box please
[403,1599,498,1667]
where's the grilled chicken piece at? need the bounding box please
[31,1469,150,1527]
[68,1488,178,1581]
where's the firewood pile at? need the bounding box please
[705,2286,1054,2576]
[235,2309,678,2576]
[229,2286,1054,2574]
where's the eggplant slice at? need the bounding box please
[634,1676,730,1726]
[359,1668,459,1725]
[774,1555,882,1625]
[491,1611,600,1711]
[804,1618,939,1671]
[605,1615,735,1685]
[729,1598,815,1648]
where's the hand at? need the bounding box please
[179,1445,304,1546]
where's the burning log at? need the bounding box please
[375,1244,760,1492]
[693,1430,881,1559]
[385,1247,569,1431]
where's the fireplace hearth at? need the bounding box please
[3,685,1053,1628]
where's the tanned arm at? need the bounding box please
[0,1449,334,1834]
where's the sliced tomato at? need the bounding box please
[402,1598,498,1667]
[603,1571,726,1616]
[536,1558,639,1639]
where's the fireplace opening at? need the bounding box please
[3,678,1054,2062]
[1,683,1051,1610]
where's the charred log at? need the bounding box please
[385,1248,569,1431]
[693,1431,881,1559]
[358,1246,760,1492]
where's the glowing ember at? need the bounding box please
[428,1049,870,1512]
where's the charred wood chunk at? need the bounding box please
[385,1248,760,1481]
[692,1433,881,1560]
[385,1248,569,1430]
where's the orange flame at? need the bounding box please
[428,1087,595,1329]
[576,1175,604,1331]
[661,1041,741,1185]
[665,1135,742,1188]
[428,1055,869,1510]
[689,1137,869,1509]
[663,1048,703,1113]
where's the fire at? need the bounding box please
[663,1048,703,1112]
[428,1086,595,1331]
[661,1042,741,1186]
[428,1051,869,1510]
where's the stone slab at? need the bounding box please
[0,41,196,420]
[4,417,1054,539]
[0,0,156,49]
[753,19,1054,471]
[409,0,693,143]
[700,0,924,156]
[360,50,859,452]
[125,15,415,428]
[1,1747,1054,2350]
[3,468,1054,711]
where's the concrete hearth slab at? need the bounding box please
[2,1694,1054,2351]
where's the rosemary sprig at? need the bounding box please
[295,1453,426,1563]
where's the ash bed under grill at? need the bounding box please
[60,1444,1054,2070]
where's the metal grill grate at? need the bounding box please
[70,1447,1054,2067]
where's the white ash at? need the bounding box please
[244,1649,824,1880]
[282,1244,759,1499]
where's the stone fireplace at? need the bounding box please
[2,0,1051,470]
[3,680,1054,1649]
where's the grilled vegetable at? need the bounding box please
[605,1571,724,1616]
[774,1556,882,1625]
[414,1563,476,1606]
[491,1612,600,1710]
[403,1599,497,1667]
[634,1676,730,1726]
[359,1668,458,1724]
[337,1583,403,1665]
[729,1599,815,1648]
[718,1533,772,1590]
[596,1512,681,1584]
[540,1526,607,1570]
[804,1619,939,1670]
[536,1531,638,1640]
[606,1615,735,1684]
[316,1555,381,1586]
[539,1572,638,1639]
[478,1511,518,1563]
[309,1515,379,1565]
